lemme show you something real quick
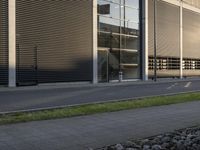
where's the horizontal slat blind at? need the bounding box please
[16,0,93,84]
[183,9,200,59]
[148,0,154,57]
[0,0,8,85]
[148,0,180,78]
[148,0,180,57]
[183,8,200,77]
[183,0,200,8]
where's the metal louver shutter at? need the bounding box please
[183,9,200,59]
[183,0,200,8]
[183,9,200,77]
[148,0,180,78]
[16,0,93,84]
[0,0,8,85]
[148,0,180,57]
[148,0,154,58]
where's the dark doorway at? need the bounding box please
[16,43,38,86]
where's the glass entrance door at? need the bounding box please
[98,49,108,82]
[98,48,120,82]
[97,0,140,82]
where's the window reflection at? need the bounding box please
[121,51,138,64]
[124,7,139,22]
[98,16,120,33]
[98,1,120,19]
[121,21,139,35]
[121,36,139,50]
[98,32,120,49]
[124,0,139,8]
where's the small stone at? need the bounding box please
[152,144,162,150]
[184,139,192,147]
[106,146,115,150]
[115,144,124,150]
[161,136,171,143]
[143,145,150,150]
[181,136,186,140]
[142,139,150,145]
[195,131,200,135]
[126,148,137,150]
[176,140,186,150]
[170,146,176,150]
[157,135,163,139]
[172,139,178,144]
[151,138,161,145]
[161,142,170,149]
[188,134,197,140]
[124,141,137,148]
[174,136,181,140]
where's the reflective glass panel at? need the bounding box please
[124,0,139,8]
[121,51,138,64]
[98,32,120,49]
[98,16,120,33]
[121,21,139,35]
[121,36,139,50]
[98,0,120,19]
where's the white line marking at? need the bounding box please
[167,83,178,90]
[184,82,192,88]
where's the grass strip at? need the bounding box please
[0,92,200,125]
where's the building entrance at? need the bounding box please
[97,0,140,82]
[98,48,120,82]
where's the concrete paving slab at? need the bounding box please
[0,101,200,150]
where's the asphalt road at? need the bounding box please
[0,79,200,113]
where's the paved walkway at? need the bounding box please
[1,79,200,113]
[0,101,200,150]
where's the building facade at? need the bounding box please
[0,0,200,87]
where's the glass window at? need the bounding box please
[98,0,120,19]
[123,7,139,22]
[121,21,139,35]
[109,51,120,80]
[98,16,120,33]
[98,32,120,49]
[124,0,139,8]
[98,0,140,81]
[121,36,139,50]
[121,67,139,79]
[121,51,139,64]
[100,0,120,4]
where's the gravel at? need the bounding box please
[93,126,200,150]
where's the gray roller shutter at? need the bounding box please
[148,0,155,58]
[0,0,8,85]
[148,0,180,77]
[183,0,200,8]
[183,9,200,76]
[16,0,93,84]
[183,9,200,59]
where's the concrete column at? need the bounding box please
[93,0,98,84]
[8,0,16,87]
[142,0,149,81]
[180,0,183,79]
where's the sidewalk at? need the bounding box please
[0,101,200,150]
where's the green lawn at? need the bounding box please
[0,92,200,125]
